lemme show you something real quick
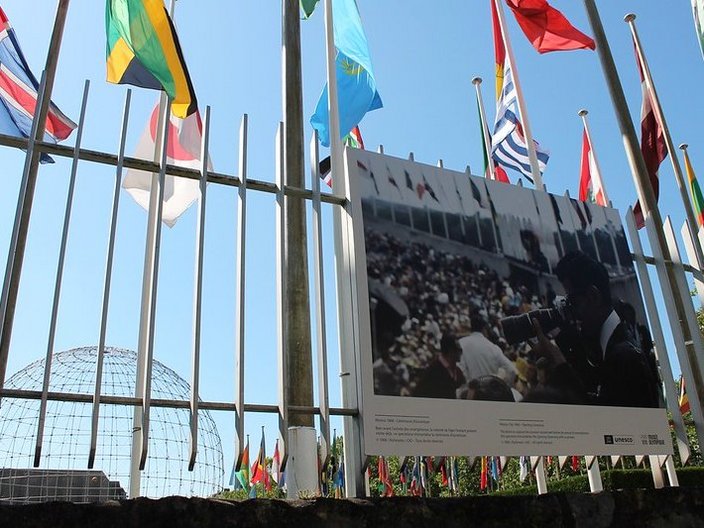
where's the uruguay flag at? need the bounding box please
[310,0,382,148]
[0,7,76,162]
[492,63,549,183]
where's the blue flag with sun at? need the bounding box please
[311,0,382,147]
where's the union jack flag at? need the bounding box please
[0,7,76,161]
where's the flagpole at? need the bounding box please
[626,13,704,273]
[325,0,365,498]
[282,0,316,497]
[578,109,610,205]
[492,0,544,191]
[0,0,71,390]
[324,0,344,188]
[128,0,176,500]
[582,0,704,432]
[472,77,497,181]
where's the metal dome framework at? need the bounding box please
[0,347,224,500]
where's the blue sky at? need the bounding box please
[0,0,702,485]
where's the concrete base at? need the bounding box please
[285,426,319,499]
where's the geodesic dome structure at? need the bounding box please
[0,347,224,500]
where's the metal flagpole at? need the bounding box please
[626,14,704,274]
[324,0,366,497]
[325,0,344,185]
[472,77,497,181]
[282,0,316,496]
[578,109,610,205]
[492,0,544,191]
[0,0,71,390]
[129,0,176,499]
[582,0,704,440]
[33,80,90,468]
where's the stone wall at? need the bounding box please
[1,487,704,527]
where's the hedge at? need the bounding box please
[493,467,704,496]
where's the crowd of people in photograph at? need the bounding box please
[367,228,661,408]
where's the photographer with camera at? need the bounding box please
[502,251,660,408]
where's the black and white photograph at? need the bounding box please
[352,149,671,456]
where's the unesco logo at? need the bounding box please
[604,434,633,445]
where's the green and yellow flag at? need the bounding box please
[301,0,319,18]
[684,147,704,228]
[106,0,197,118]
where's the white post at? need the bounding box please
[472,77,497,181]
[586,456,603,492]
[534,457,548,495]
[492,0,544,190]
[648,455,666,489]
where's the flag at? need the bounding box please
[336,461,345,496]
[235,439,250,491]
[680,376,691,414]
[550,194,563,225]
[377,456,393,497]
[271,439,282,486]
[317,125,364,187]
[251,430,269,488]
[450,457,459,493]
[632,44,666,229]
[683,148,704,228]
[571,198,588,230]
[478,99,510,183]
[409,457,421,496]
[346,125,365,149]
[301,0,320,18]
[519,455,530,482]
[505,0,595,54]
[439,458,449,487]
[490,456,499,483]
[693,0,704,59]
[387,166,399,189]
[470,178,489,209]
[311,0,383,147]
[416,182,426,200]
[0,7,76,163]
[404,169,414,190]
[123,103,211,227]
[422,174,439,202]
[578,129,607,206]
[571,456,580,472]
[491,1,549,182]
[480,456,488,490]
[105,0,197,118]
[228,460,237,488]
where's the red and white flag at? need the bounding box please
[271,439,282,485]
[632,46,667,229]
[123,102,213,227]
[578,129,606,207]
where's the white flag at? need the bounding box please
[123,103,212,227]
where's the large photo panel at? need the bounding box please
[346,148,671,456]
